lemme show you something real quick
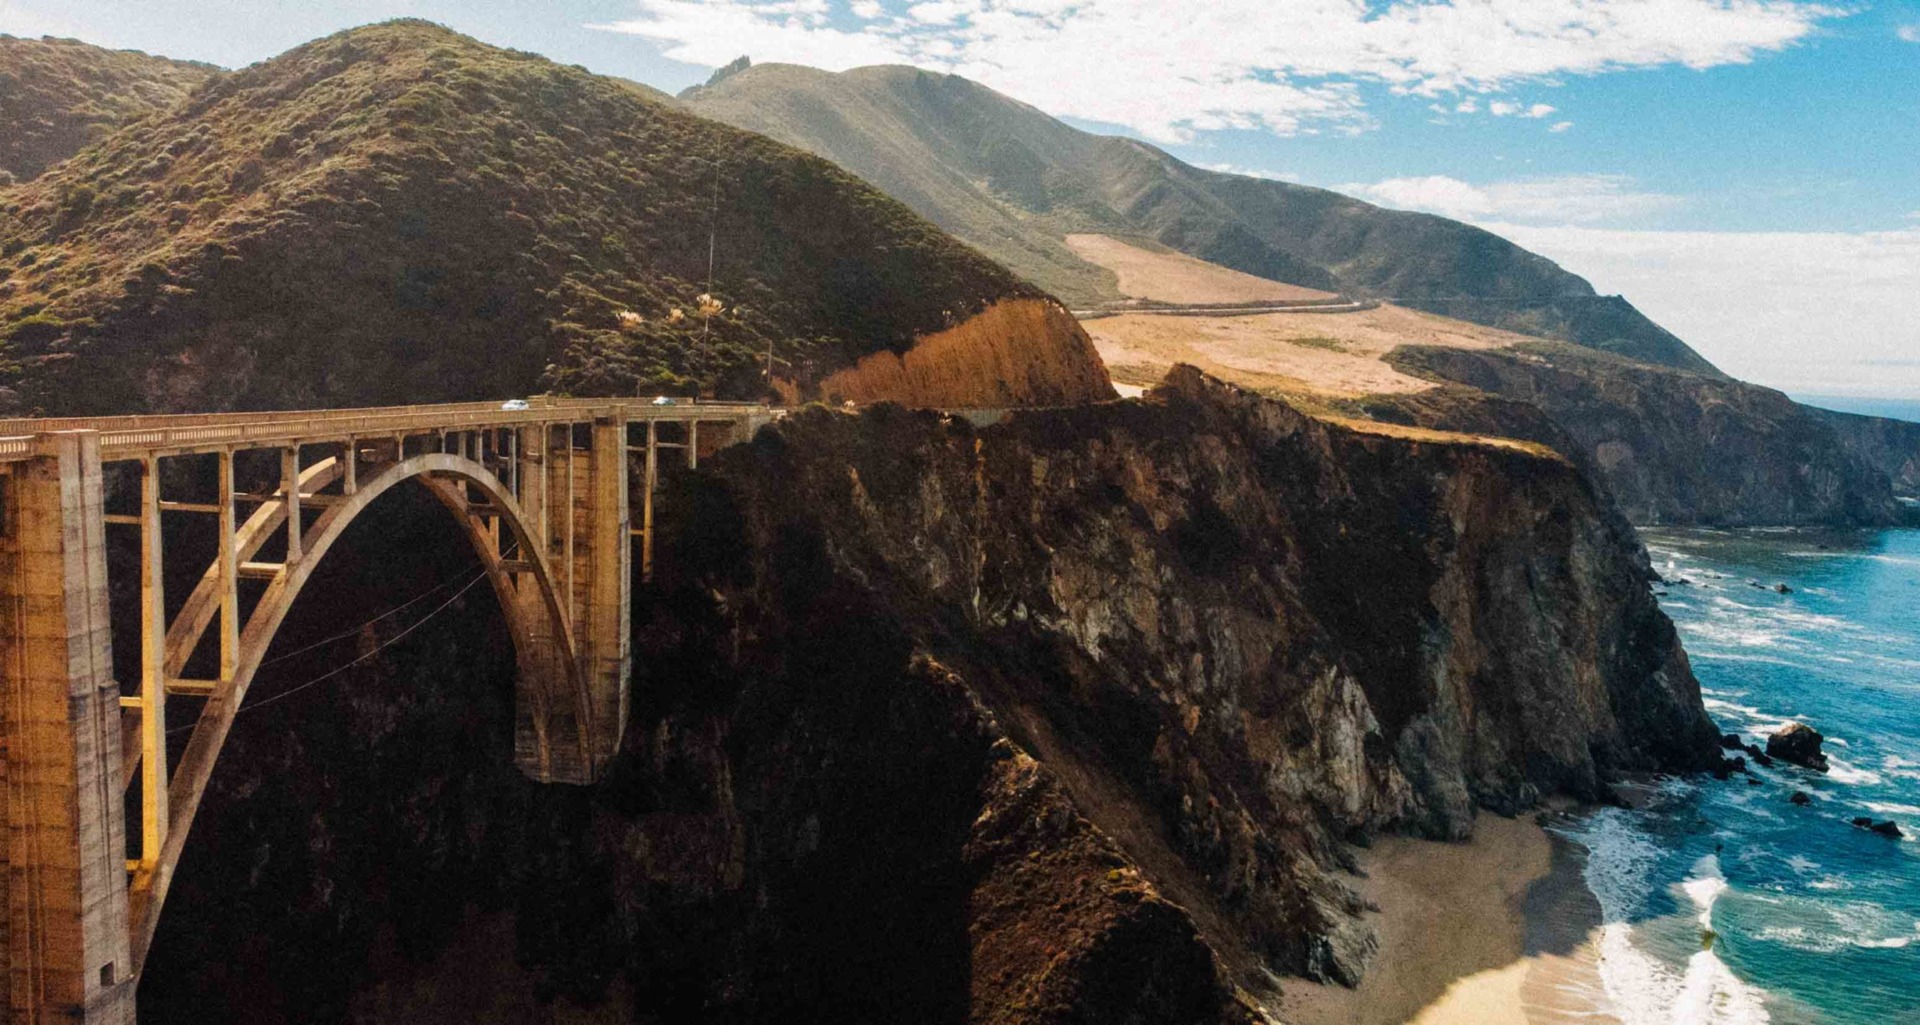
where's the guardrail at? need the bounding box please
[0,398,771,464]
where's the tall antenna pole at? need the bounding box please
[702,158,719,348]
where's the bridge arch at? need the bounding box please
[2,399,769,1021]
[137,450,593,965]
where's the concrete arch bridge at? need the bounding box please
[0,397,771,1023]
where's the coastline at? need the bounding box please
[1281,809,1615,1025]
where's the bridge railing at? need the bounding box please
[0,398,770,464]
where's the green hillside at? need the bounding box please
[0,34,219,183]
[684,62,1720,376]
[0,22,1043,415]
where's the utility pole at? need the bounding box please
[702,158,719,349]
[763,337,790,398]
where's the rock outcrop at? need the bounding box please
[1818,407,1920,499]
[1767,722,1830,772]
[607,366,1721,1013]
[1852,817,1905,839]
[1386,343,1909,526]
[136,368,1723,1023]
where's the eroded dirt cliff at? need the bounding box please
[139,368,1721,1024]
[810,298,1115,407]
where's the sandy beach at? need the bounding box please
[1281,810,1617,1025]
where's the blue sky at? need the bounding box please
[3,0,1917,397]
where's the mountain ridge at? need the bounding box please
[682,60,1721,376]
[0,22,1107,415]
[0,33,220,183]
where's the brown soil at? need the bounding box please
[815,298,1115,407]
[1086,304,1533,401]
[1064,234,1337,304]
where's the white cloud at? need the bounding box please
[1488,100,1556,118]
[1897,24,1920,43]
[1486,223,1920,396]
[1195,162,1299,182]
[1340,174,1682,225]
[1549,120,1575,132]
[907,1,969,25]
[595,0,1843,142]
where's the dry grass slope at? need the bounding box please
[1064,234,1335,304]
[1086,304,1531,401]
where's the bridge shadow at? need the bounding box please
[129,481,592,1024]
[120,453,981,1023]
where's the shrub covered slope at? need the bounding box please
[0,22,1050,414]
[0,34,217,183]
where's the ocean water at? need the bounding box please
[1556,527,1920,1024]
[1790,395,1920,424]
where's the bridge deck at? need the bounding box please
[0,397,769,463]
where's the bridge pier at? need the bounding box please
[508,418,631,784]
[585,418,631,772]
[0,432,136,1024]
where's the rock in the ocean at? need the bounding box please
[1789,791,1811,806]
[1774,583,1793,594]
[1767,722,1830,772]
[1871,820,1905,839]
[1721,733,1775,768]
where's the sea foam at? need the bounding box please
[1568,816,1773,1025]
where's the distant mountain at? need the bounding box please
[0,22,1105,415]
[683,61,1720,376]
[0,34,219,183]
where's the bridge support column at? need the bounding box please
[510,425,573,783]
[584,417,631,773]
[0,432,135,1023]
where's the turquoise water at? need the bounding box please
[1559,527,1920,1023]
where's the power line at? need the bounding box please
[166,565,493,735]
[254,562,485,668]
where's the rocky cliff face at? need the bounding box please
[1388,343,1910,527]
[1817,407,1920,500]
[139,368,1720,1024]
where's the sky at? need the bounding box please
[3,0,1917,398]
